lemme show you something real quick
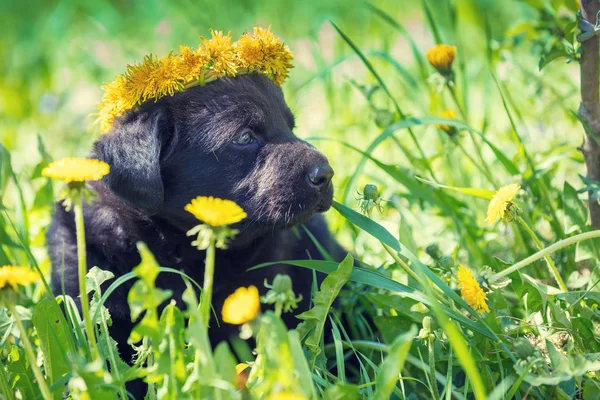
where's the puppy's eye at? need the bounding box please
[232,130,255,146]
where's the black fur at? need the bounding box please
[47,74,344,366]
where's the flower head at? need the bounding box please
[235,363,249,375]
[266,393,307,400]
[222,285,260,325]
[457,265,489,313]
[97,27,294,133]
[485,183,520,224]
[426,44,457,74]
[235,362,250,389]
[185,196,246,227]
[435,110,457,134]
[178,45,209,83]
[235,26,294,84]
[0,266,40,291]
[201,29,238,76]
[42,158,110,183]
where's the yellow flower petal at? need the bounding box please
[97,27,294,133]
[0,266,40,291]
[426,44,457,74]
[485,183,520,224]
[42,158,110,183]
[200,29,238,76]
[184,196,246,227]
[221,285,260,325]
[435,110,456,133]
[235,363,249,375]
[457,265,489,314]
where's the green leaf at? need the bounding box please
[296,253,354,369]
[322,383,361,400]
[0,142,12,192]
[334,115,519,204]
[365,3,429,83]
[332,202,400,252]
[127,243,172,345]
[329,21,404,118]
[584,378,600,399]
[416,176,495,199]
[214,341,237,388]
[6,345,37,400]
[539,47,568,70]
[373,326,417,400]
[288,330,317,399]
[563,181,588,232]
[251,312,306,396]
[85,267,114,294]
[32,297,76,399]
[151,303,187,399]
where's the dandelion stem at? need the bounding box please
[516,216,568,292]
[145,336,156,400]
[98,294,128,399]
[429,335,440,400]
[490,229,600,282]
[200,235,216,326]
[274,301,283,319]
[447,84,466,118]
[454,139,497,186]
[381,242,448,305]
[8,303,53,400]
[74,193,99,359]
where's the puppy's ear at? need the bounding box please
[92,110,171,215]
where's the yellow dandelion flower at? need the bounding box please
[178,45,209,83]
[266,393,307,400]
[235,362,250,388]
[234,31,265,69]
[426,44,457,74]
[97,27,294,133]
[201,29,238,76]
[435,110,456,133]
[0,266,40,291]
[485,183,520,224]
[251,26,294,84]
[221,285,260,325]
[97,75,136,133]
[149,53,186,98]
[42,158,110,183]
[235,363,249,375]
[185,196,246,227]
[457,265,489,314]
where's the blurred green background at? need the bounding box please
[0,0,582,266]
[2,0,551,161]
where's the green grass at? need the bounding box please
[2,0,600,398]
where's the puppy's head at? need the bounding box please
[92,74,334,237]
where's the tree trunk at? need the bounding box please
[579,0,600,229]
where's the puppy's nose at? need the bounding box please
[307,164,334,190]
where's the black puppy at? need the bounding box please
[47,74,345,364]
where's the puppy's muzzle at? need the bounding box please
[307,164,334,191]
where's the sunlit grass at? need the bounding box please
[1,0,599,399]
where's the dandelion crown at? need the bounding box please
[97,27,294,133]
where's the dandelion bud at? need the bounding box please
[426,244,443,261]
[363,184,379,200]
[422,316,437,334]
[426,44,457,75]
[439,256,454,269]
[272,274,293,294]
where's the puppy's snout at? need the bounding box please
[307,164,334,190]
